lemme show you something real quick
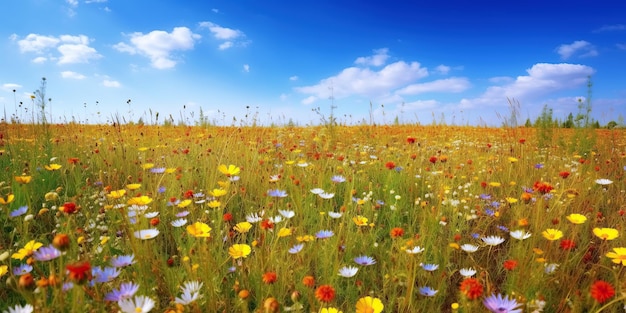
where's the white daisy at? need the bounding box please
[337,266,358,278]
[509,230,532,240]
[318,192,335,199]
[133,229,159,240]
[405,246,425,254]
[481,235,505,246]
[460,244,479,253]
[170,218,188,227]
[595,178,613,185]
[310,188,324,194]
[327,211,343,218]
[118,295,155,313]
[278,209,295,219]
[459,268,477,277]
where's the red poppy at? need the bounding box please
[459,278,483,300]
[60,202,79,214]
[315,284,336,303]
[385,161,396,170]
[560,239,576,250]
[503,259,518,271]
[260,219,274,230]
[590,280,615,303]
[429,156,438,164]
[406,136,416,144]
[66,261,92,284]
[533,181,554,194]
[223,212,233,222]
[559,171,570,179]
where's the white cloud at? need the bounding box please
[434,65,451,75]
[61,71,86,79]
[557,40,598,59]
[32,56,48,63]
[489,76,514,84]
[396,77,470,95]
[289,76,298,81]
[58,43,101,64]
[219,41,233,50]
[243,64,250,72]
[15,33,100,65]
[66,0,78,6]
[16,34,60,53]
[199,21,243,40]
[459,63,595,109]
[354,48,389,66]
[102,80,121,87]
[301,96,317,105]
[85,0,108,3]
[114,27,201,69]
[594,24,626,32]
[212,8,219,13]
[1,83,22,92]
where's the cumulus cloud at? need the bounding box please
[102,79,121,87]
[13,33,100,64]
[199,21,246,50]
[301,96,317,105]
[459,63,595,109]
[61,71,86,79]
[396,77,470,95]
[354,48,389,66]
[434,64,451,75]
[114,27,200,69]
[557,40,598,59]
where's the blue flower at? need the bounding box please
[33,244,61,261]
[267,189,288,198]
[483,293,522,313]
[104,282,139,301]
[479,194,491,200]
[315,230,334,239]
[288,243,304,254]
[92,266,121,284]
[10,206,28,218]
[13,263,33,276]
[354,255,376,266]
[331,175,346,183]
[111,254,136,267]
[150,167,165,174]
[534,163,544,169]
[421,263,439,271]
[419,286,438,296]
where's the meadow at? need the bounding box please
[0,121,624,313]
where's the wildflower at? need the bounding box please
[533,181,553,194]
[503,259,518,270]
[66,261,92,284]
[186,222,211,238]
[544,263,559,274]
[278,209,295,219]
[297,235,315,242]
[331,175,346,183]
[33,244,61,261]
[459,278,483,300]
[246,212,263,223]
[390,227,404,238]
[218,164,240,177]
[421,263,439,271]
[277,227,292,237]
[0,194,15,205]
[260,219,274,230]
[541,229,563,241]
[262,271,277,284]
[315,284,336,303]
[13,263,33,276]
[10,206,28,218]
[134,228,160,241]
[175,281,203,305]
[459,268,476,277]
[228,244,251,259]
[92,266,121,283]
[171,218,187,227]
[560,239,576,250]
[593,228,619,241]
[406,246,425,254]
[320,308,342,313]
[315,230,334,239]
[509,230,532,240]
[319,192,335,199]
[419,286,438,296]
[385,161,396,170]
[483,293,522,313]
[0,265,7,277]
[14,175,32,184]
[105,282,139,301]
[52,233,70,251]
[566,213,587,224]
[111,254,135,267]
[605,247,626,266]
[352,215,369,226]
[127,196,152,206]
[302,275,315,288]
[44,163,62,171]
[12,240,43,260]
[60,202,79,214]
[482,236,505,246]
[460,244,479,253]
[590,280,615,304]
[355,296,384,313]
[2,304,34,313]
[267,189,288,197]
[118,295,155,313]
[234,221,253,233]
[209,188,227,197]
[354,255,376,266]
[595,178,613,185]
[288,243,304,254]
[559,171,570,178]
[338,266,358,277]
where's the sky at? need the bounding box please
[1,0,625,126]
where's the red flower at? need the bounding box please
[429,156,438,164]
[389,227,404,238]
[66,261,92,284]
[183,190,194,199]
[260,219,274,230]
[459,278,483,300]
[560,239,576,250]
[302,275,315,288]
[262,271,277,284]
[590,280,615,303]
[503,259,518,271]
[533,181,554,194]
[406,136,416,144]
[519,138,526,144]
[315,284,336,303]
[223,212,233,222]
[60,202,79,214]
[67,157,80,164]
[559,171,570,179]
[385,161,396,170]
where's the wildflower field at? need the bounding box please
[0,122,625,313]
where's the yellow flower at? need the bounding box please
[508,157,518,163]
[541,229,563,241]
[565,213,587,224]
[297,235,315,242]
[593,228,619,241]
[353,215,369,226]
[605,247,626,266]
[0,194,15,205]
[229,244,251,259]
[15,175,32,184]
[141,163,154,170]
[127,196,153,206]
[218,164,241,177]
[44,191,59,201]
[505,197,518,204]
[355,296,384,313]
[277,227,292,237]
[0,265,7,277]
[126,183,142,190]
[489,182,501,187]
[234,222,253,233]
[12,240,43,260]
[177,199,192,208]
[209,188,228,197]
[44,163,62,171]
[207,200,221,208]
[187,222,212,238]
[320,308,343,313]
[107,189,126,199]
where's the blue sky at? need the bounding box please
[1,0,625,126]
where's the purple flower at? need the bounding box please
[92,266,121,284]
[331,175,346,183]
[111,254,135,268]
[13,263,33,276]
[534,163,544,169]
[267,189,288,198]
[483,293,522,313]
[421,263,439,271]
[419,286,438,296]
[354,255,376,266]
[479,194,491,200]
[33,244,62,261]
[150,167,166,174]
[10,206,28,218]
[315,230,334,239]
[104,282,139,301]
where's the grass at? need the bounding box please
[0,121,625,312]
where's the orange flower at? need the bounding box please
[262,271,277,284]
[390,227,404,238]
[302,275,315,288]
[315,284,336,303]
[503,259,518,271]
[459,278,483,300]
